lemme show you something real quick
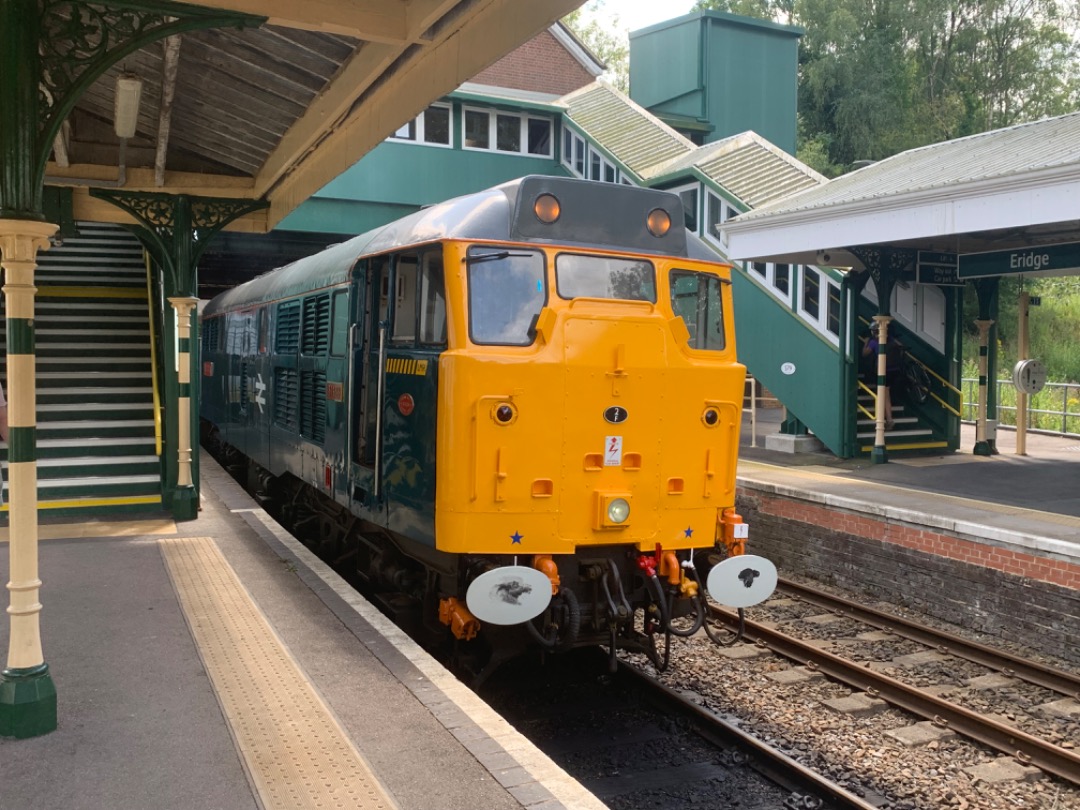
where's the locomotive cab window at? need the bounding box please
[670,270,727,351]
[419,252,447,345]
[555,254,656,302]
[467,246,545,346]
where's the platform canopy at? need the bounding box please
[45,0,583,232]
[719,111,1080,274]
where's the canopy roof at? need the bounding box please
[720,111,1080,269]
[47,0,581,232]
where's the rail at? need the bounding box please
[961,377,1080,437]
[145,253,162,456]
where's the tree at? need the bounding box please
[693,0,1080,175]
[562,1,630,93]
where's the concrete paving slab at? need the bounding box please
[966,673,1017,690]
[1037,697,1080,718]
[884,721,957,747]
[765,667,826,685]
[712,643,771,659]
[892,650,949,667]
[821,693,889,717]
[963,758,1044,784]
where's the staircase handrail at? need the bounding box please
[145,254,163,457]
[856,380,877,420]
[905,350,960,397]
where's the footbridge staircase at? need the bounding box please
[0,223,163,516]
[731,262,964,459]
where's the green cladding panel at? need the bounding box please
[732,269,846,454]
[279,141,566,235]
[630,12,802,154]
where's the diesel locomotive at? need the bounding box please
[201,175,776,676]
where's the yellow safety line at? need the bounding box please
[0,494,163,513]
[37,286,147,299]
[0,517,176,542]
[160,536,398,810]
[858,441,949,452]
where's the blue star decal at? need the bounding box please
[510,531,523,545]
[684,526,694,538]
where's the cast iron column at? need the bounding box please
[0,220,58,738]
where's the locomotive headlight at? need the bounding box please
[702,408,720,427]
[607,498,630,524]
[597,494,631,528]
[534,193,561,224]
[646,208,671,237]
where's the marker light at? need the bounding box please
[607,497,630,524]
[494,403,516,424]
[646,208,671,237]
[534,193,561,224]
[703,408,720,426]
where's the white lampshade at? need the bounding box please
[114,74,143,139]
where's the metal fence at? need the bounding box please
[961,378,1080,437]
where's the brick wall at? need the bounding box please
[472,30,596,96]
[737,486,1080,666]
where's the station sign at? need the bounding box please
[959,241,1080,279]
[917,251,962,286]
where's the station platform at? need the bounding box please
[2,420,1076,809]
[740,407,1080,556]
[0,453,606,810]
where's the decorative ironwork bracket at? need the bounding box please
[847,246,917,314]
[36,0,266,184]
[89,189,267,294]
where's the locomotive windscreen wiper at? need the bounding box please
[464,251,534,264]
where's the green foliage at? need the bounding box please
[962,277,1080,384]
[693,0,1080,169]
[562,1,629,93]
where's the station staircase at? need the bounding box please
[732,267,961,459]
[0,222,163,516]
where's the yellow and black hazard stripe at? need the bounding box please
[385,357,429,376]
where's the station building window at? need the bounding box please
[667,183,700,235]
[463,106,553,156]
[798,266,843,344]
[561,126,634,185]
[390,103,451,147]
[704,190,741,248]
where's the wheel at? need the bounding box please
[905,359,931,404]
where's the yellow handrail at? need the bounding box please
[929,390,961,417]
[907,352,962,397]
[856,380,876,420]
[145,253,163,457]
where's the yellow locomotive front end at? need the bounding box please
[437,245,745,559]
[435,238,772,662]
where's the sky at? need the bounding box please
[577,0,700,37]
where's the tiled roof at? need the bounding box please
[648,131,825,207]
[734,110,1080,222]
[560,82,694,179]
[560,82,823,209]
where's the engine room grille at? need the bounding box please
[274,367,298,430]
[276,301,300,354]
[300,370,327,443]
[302,294,331,356]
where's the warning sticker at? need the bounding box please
[604,436,623,466]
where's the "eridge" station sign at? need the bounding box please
[958,241,1080,279]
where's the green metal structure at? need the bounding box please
[628,11,802,153]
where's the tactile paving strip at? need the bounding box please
[160,536,397,810]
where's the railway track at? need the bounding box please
[481,648,879,810]
[707,578,1080,786]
